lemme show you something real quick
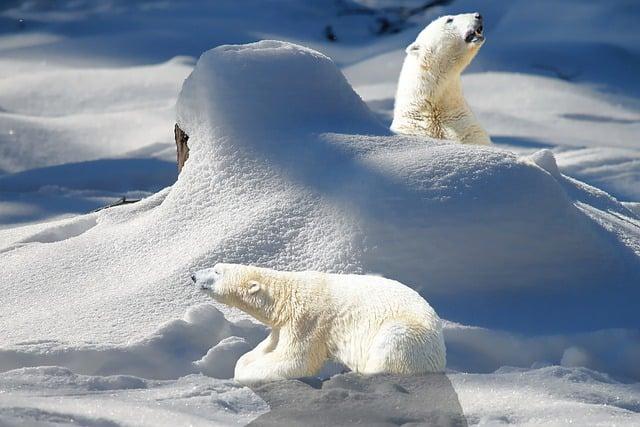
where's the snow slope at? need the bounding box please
[1,0,640,425]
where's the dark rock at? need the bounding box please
[175,123,190,173]
[248,372,467,427]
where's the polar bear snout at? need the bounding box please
[191,266,223,292]
[464,13,484,43]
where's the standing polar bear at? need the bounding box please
[192,263,446,384]
[391,12,491,145]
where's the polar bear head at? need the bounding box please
[191,263,288,326]
[405,12,484,76]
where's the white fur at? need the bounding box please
[193,263,446,384]
[391,13,491,145]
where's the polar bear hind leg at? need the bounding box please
[362,322,444,375]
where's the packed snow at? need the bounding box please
[1,0,639,425]
[0,366,269,427]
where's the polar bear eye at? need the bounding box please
[446,17,453,24]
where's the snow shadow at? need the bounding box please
[0,157,177,226]
[0,158,176,193]
[491,135,554,150]
[0,215,98,254]
[248,372,467,427]
[560,113,640,125]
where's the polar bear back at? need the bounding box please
[324,273,437,324]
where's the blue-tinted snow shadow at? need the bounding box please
[432,282,640,336]
[364,98,394,127]
[0,192,102,227]
[0,158,176,193]
[560,113,640,125]
[0,2,340,67]
[0,158,176,226]
[3,1,640,102]
[479,41,640,99]
[491,135,554,150]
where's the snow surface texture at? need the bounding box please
[246,367,640,426]
[1,0,640,425]
[0,366,269,427]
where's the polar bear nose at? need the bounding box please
[190,274,197,283]
[474,13,482,21]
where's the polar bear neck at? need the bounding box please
[391,52,490,145]
[237,271,325,329]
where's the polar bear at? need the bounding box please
[391,12,491,145]
[191,263,446,384]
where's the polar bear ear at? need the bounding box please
[406,42,420,56]
[248,280,262,295]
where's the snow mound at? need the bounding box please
[0,40,639,384]
[194,336,253,379]
[177,40,382,135]
[528,149,560,177]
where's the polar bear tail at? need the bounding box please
[362,322,446,375]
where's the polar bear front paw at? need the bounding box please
[234,352,310,385]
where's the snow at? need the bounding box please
[0,304,266,380]
[450,366,640,426]
[0,367,268,426]
[0,304,270,425]
[0,57,189,228]
[1,0,640,425]
[443,321,640,381]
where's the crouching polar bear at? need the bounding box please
[391,12,491,145]
[192,263,446,384]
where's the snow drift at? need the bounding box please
[1,40,639,385]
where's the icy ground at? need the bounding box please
[1,0,640,425]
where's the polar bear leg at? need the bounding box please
[234,349,312,384]
[235,330,279,372]
[362,322,427,375]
